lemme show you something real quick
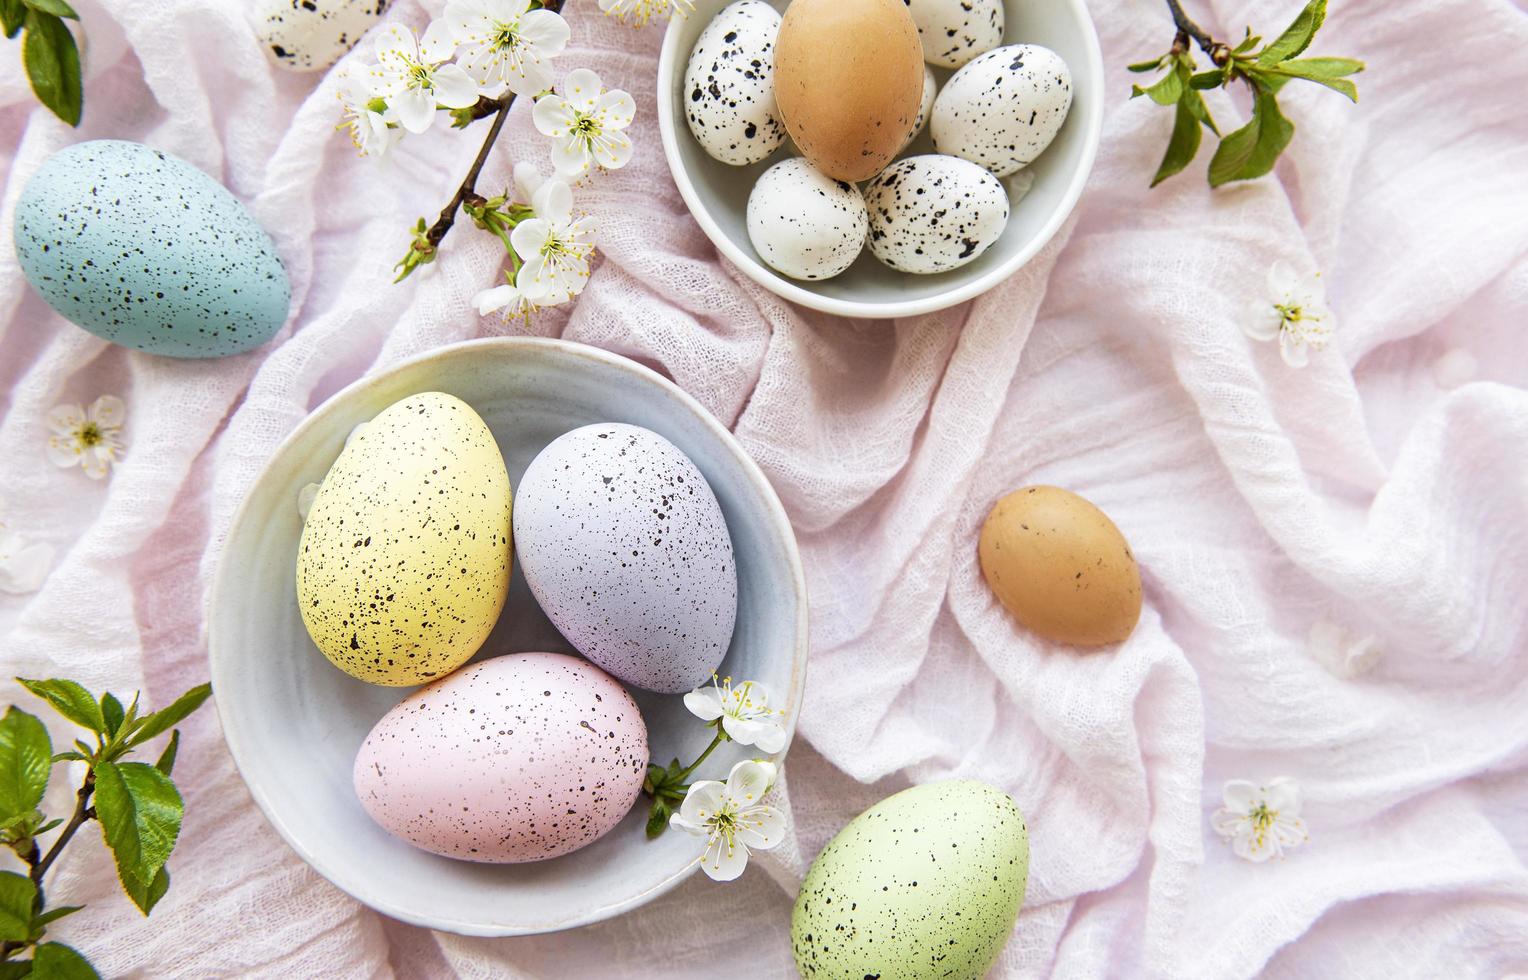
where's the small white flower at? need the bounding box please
[510,176,594,304]
[337,73,401,157]
[683,675,788,753]
[1244,260,1333,369]
[370,21,480,134]
[1308,619,1381,679]
[532,68,636,179]
[47,395,126,480]
[670,759,786,881]
[1211,777,1308,863]
[297,483,321,522]
[445,0,570,96]
[597,0,693,28]
[473,277,540,322]
[0,524,53,595]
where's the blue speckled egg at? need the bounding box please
[13,140,290,359]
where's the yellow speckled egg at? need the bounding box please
[297,392,512,686]
[978,486,1141,646]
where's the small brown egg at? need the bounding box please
[978,486,1142,646]
[774,0,925,182]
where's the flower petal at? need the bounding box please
[0,538,54,594]
[594,89,636,130]
[1221,779,1258,813]
[420,18,458,63]
[677,779,725,825]
[592,131,634,171]
[513,162,545,203]
[511,219,548,266]
[374,23,416,63]
[1209,808,1247,839]
[699,833,749,881]
[89,394,126,429]
[46,403,84,435]
[531,178,573,224]
[751,722,788,755]
[46,437,80,469]
[1267,259,1298,301]
[683,688,725,721]
[473,283,517,316]
[737,804,787,851]
[433,64,482,109]
[1279,332,1310,369]
[725,759,776,805]
[1263,777,1301,814]
[532,95,576,137]
[550,138,591,179]
[520,9,571,55]
[297,482,321,522]
[562,68,604,114]
[392,88,437,133]
[1243,301,1282,342]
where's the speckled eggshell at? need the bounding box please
[353,652,648,862]
[792,780,1030,979]
[901,65,938,152]
[865,154,1008,274]
[684,0,787,166]
[746,157,868,281]
[297,392,513,686]
[13,140,290,359]
[514,423,737,693]
[931,44,1073,177]
[256,0,389,72]
[905,0,1004,68]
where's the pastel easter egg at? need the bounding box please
[792,780,1030,979]
[864,154,1009,274]
[13,140,290,358]
[514,423,737,693]
[256,0,390,72]
[684,0,788,165]
[298,392,513,686]
[747,157,868,281]
[353,652,648,862]
[931,44,1073,177]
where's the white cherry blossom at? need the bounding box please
[597,0,693,27]
[1244,260,1333,368]
[47,395,126,480]
[1211,777,1308,862]
[670,759,786,881]
[532,68,636,179]
[369,22,479,134]
[683,675,788,754]
[445,0,570,96]
[337,73,400,157]
[0,524,53,595]
[510,175,594,304]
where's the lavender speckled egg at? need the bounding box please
[353,652,648,862]
[864,154,1008,274]
[931,44,1073,177]
[792,780,1030,979]
[255,0,389,72]
[746,157,868,281]
[684,0,787,165]
[904,0,1003,68]
[514,423,737,693]
[13,140,290,358]
[298,392,512,687]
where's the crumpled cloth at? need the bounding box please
[1,0,1526,975]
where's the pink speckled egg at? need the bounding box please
[352,652,648,863]
[514,424,738,693]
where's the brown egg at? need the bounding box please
[774,0,925,182]
[978,486,1142,647]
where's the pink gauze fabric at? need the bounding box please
[1,0,1527,976]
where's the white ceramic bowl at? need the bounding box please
[208,338,807,936]
[658,0,1103,318]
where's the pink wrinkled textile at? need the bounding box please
[1,0,1527,975]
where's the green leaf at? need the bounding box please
[1127,55,1166,73]
[91,761,182,914]
[0,707,51,824]
[154,730,179,776]
[0,870,37,943]
[29,942,100,980]
[0,0,24,37]
[50,752,85,764]
[22,0,77,18]
[1189,70,1224,90]
[1234,30,1262,54]
[1258,0,1326,65]
[17,680,102,734]
[30,904,81,933]
[1183,88,1219,135]
[0,962,31,979]
[100,694,123,739]
[644,801,670,839]
[1151,97,1204,187]
[128,684,210,747]
[1208,88,1295,186]
[120,865,168,917]
[1264,56,1364,101]
[1131,60,1187,105]
[21,11,82,127]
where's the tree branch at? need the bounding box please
[1164,0,1230,64]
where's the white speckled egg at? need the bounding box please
[514,424,737,693]
[684,0,787,165]
[931,43,1073,177]
[255,0,389,72]
[902,65,937,151]
[13,140,290,359]
[905,0,1003,68]
[297,392,512,687]
[353,652,648,862]
[864,154,1008,274]
[746,158,868,281]
[792,780,1030,978]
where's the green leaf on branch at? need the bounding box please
[1132,60,1187,106]
[1208,87,1294,186]
[645,799,670,839]
[1258,0,1325,65]
[22,0,78,18]
[1263,56,1364,101]
[0,962,30,980]
[100,694,123,739]
[1151,97,1204,187]
[0,0,24,37]
[21,10,83,126]
[1127,55,1166,73]
[154,730,179,776]
[18,680,102,734]
[1182,88,1219,135]
[0,707,51,824]
[31,904,83,934]
[127,684,210,748]
[29,942,101,980]
[92,761,182,915]
[0,870,37,943]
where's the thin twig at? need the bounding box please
[1164,0,1230,63]
[0,774,95,960]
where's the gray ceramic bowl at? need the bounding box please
[658,0,1104,318]
[208,338,807,936]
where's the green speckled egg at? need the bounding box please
[792,780,1029,979]
[13,140,290,359]
[297,392,512,687]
